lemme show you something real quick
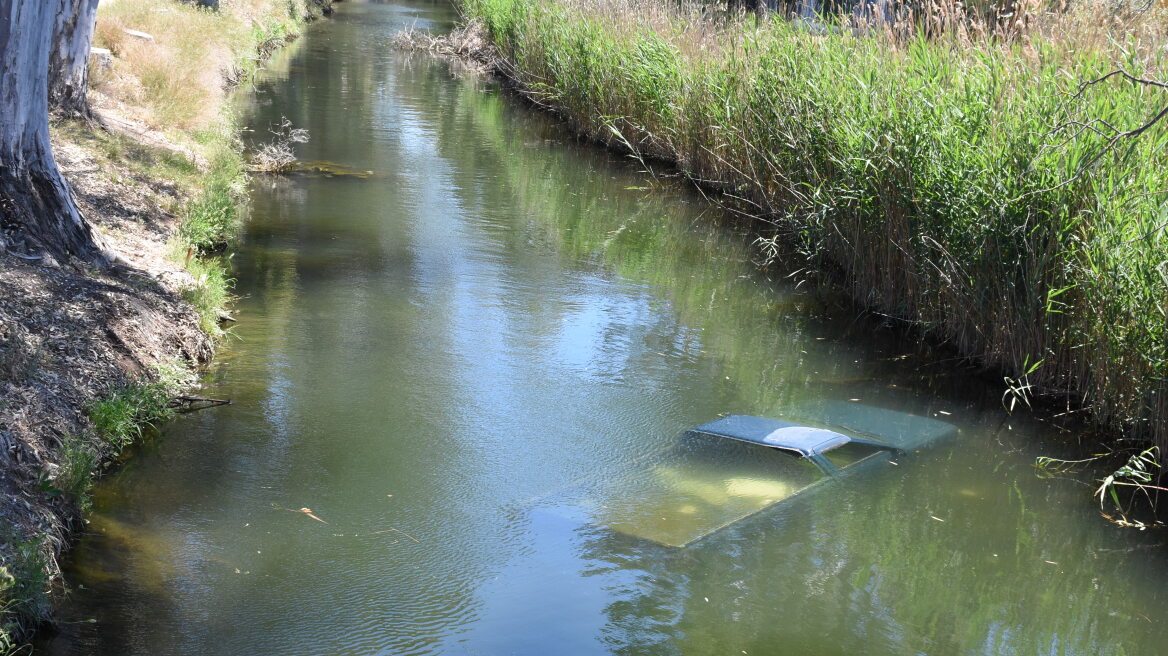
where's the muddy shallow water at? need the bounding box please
[39,1,1168,654]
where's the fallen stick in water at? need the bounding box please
[169,395,232,412]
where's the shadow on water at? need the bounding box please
[38,1,1168,654]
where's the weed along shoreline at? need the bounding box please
[0,0,336,649]
[438,0,1168,455]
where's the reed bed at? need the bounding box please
[462,0,1168,445]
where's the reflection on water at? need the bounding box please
[38,1,1168,655]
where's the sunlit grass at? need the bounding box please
[181,254,236,338]
[88,361,190,451]
[92,0,330,131]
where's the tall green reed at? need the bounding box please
[463,0,1168,445]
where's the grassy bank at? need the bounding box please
[461,0,1168,445]
[91,0,337,333]
[0,0,334,649]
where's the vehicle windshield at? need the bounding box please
[820,440,888,468]
[539,432,825,547]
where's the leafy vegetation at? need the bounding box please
[43,434,99,509]
[462,0,1168,447]
[89,381,175,451]
[177,145,245,253]
[0,531,51,655]
[182,253,236,336]
[1,356,191,650]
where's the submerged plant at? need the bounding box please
[250,116,309,172]
[1096,447,1168,528]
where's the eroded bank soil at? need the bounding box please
[1,120,212,636]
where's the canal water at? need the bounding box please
[40,1,1168,654]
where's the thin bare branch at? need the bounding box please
[1017,69,1168,201]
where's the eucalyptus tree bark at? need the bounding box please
[0,0,108,265]
[48,0,99,116]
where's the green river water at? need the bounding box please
[38,1,1168,654]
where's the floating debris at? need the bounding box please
[272,503,328,524]
[299,507,327,524]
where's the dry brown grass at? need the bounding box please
[392,18,500,70]
[90,0,329,133]
[92,1,244,130]
[525,0,1168,61]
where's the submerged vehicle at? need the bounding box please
[537,402,956,548]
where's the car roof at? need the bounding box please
[801,401,957,451]
[690,414,889,457]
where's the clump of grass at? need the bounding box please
[43,434,99,510]
[177,178,240,253]
[88,362,189,451]
[182,256,235,337]
[88,381,175,450]
[91,0,333,131]
[462,0,1168,447]
[92,1,247,130]
[174,123,244,336]
[178,122,247,252]
[0,533,50,653]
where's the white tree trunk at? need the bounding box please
[49,0,99,115]
[0,0,107,265]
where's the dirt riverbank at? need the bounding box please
[0,116,212,648]
[0,0,336,648]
